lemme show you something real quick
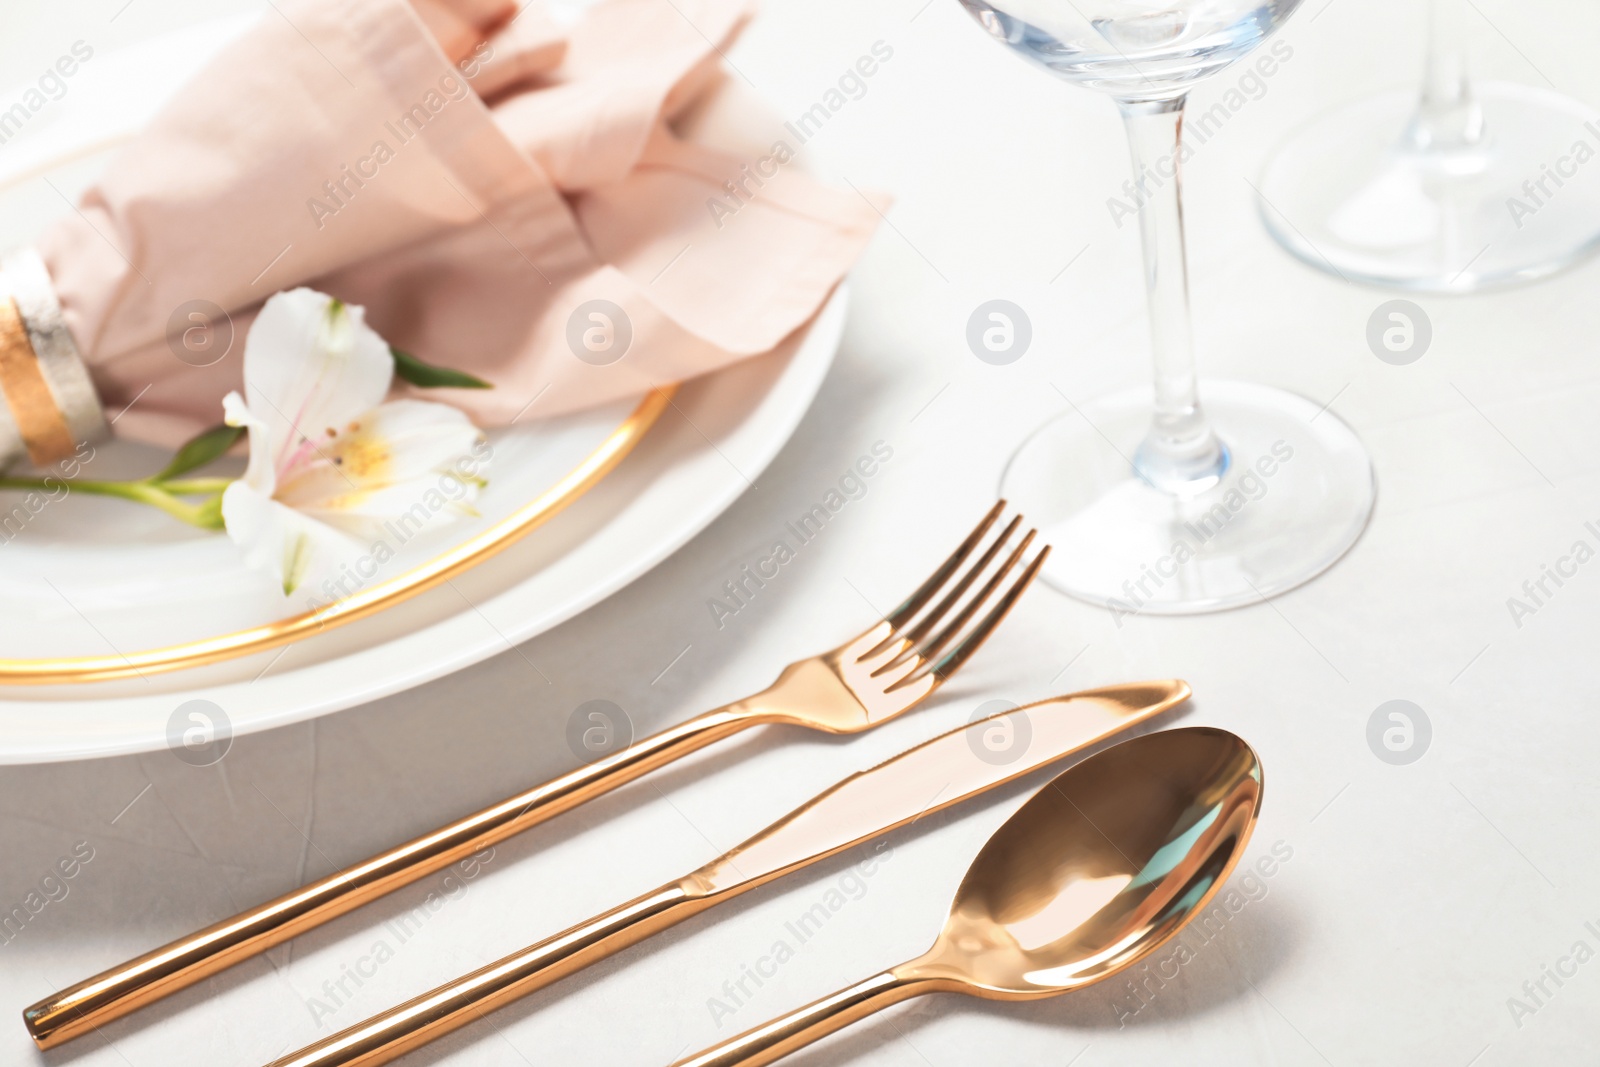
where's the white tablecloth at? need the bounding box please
[4,0,1599,1063]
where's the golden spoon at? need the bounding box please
[672,725,1263,1067]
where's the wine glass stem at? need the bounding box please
[1413,0,1485,150]
[1116,95,1228,494]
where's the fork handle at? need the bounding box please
[670,970,932,1067]
[24,705,764,1049]
[264,881,717,1067]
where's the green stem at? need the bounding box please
[158,477,234,495]
[0,476,228,529]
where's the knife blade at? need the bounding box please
[691,678,1189,893]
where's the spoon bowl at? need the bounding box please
[674,727,1263,1067]
[904,726,1263,998]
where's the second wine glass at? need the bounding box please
[1258,0,1600,292]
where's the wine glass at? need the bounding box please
[956,0,1374,613]
[1258,0,1600,291]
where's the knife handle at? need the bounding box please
[264,880,715,1067]
[267,883,713,1067]
[23,707,759,1050]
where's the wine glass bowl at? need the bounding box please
[957,0,1303,97]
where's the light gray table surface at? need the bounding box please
[3,0,1600,1063]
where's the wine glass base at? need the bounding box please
[1002,381,1374,615]
[1258,83,1600,292]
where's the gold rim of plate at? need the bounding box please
[0,386,676,686]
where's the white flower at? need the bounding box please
[221,289,488,597]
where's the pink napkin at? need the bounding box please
[37,0,881,447]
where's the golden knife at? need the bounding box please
[262,679,1190,1067]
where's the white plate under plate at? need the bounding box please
[0,15,847,761]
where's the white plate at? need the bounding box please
[0,394,657,661]
[0,17,846,761]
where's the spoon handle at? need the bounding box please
[670,970,932,1067]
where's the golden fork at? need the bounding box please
[24,500,1046,1049]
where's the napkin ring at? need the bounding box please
[0,248,107,469]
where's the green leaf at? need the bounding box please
[390,346,492,390]
[154,423,245,482]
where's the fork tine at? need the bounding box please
[895,514,1022,650]
[878,500,1005,633]
[868,648,923,689]
[892,528,1036,672]
[888,543,1049,692]
[870,522,1033,679]
[929,545,1050,683]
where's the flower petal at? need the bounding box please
[242,289,394,484]
[275,399,490,539]
[223,390,277,497]
[221,480,365,598]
